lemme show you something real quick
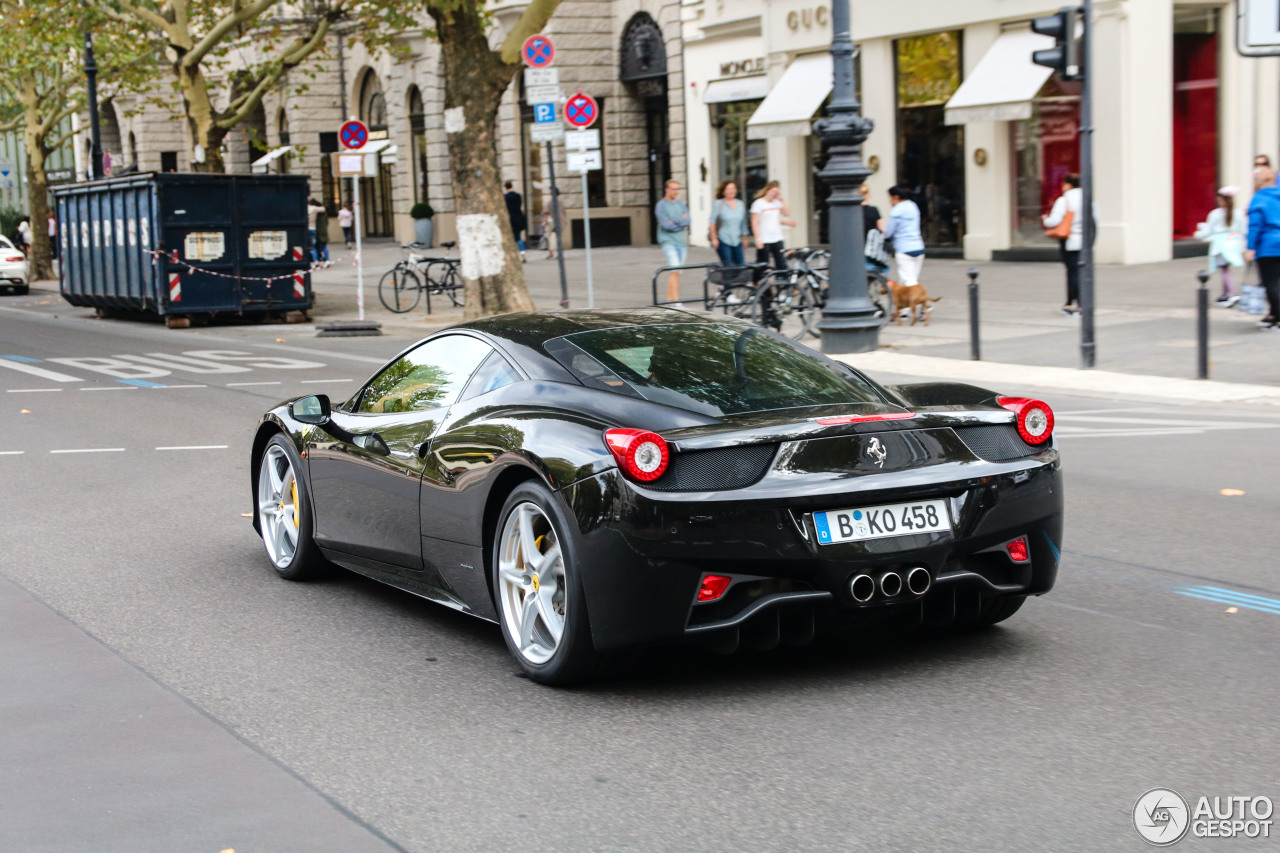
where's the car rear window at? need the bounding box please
[545,324,884,416]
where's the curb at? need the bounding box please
[830,351,1280,406]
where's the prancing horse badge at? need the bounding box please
[867,437,887,468]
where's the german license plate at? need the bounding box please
[813,499,951,545]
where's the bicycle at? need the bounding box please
[378,240,466,313]
[786,246,892,328]
[704,262,819,340]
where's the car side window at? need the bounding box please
[459,352,522,401]
[358,335,492,414]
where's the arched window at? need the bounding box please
[407,85,427,204]
[359,70,387,132]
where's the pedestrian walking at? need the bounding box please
[504,181,528,263]
[1246,161,1280,330]
[314,205,330,267]
[16,218,30,255]
[47,213,57,260]
[709,179,748,266]
[306,198,329,265]
[1194,187,1245,307]
[539,207,564,259]
[750,181,794,269]
[338,203,354,248]
[655,178,690,302]
[880,185,925,291]
[1042,174,1087,315]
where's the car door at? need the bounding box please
[306,334,494,575]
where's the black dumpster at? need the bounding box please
[54,173,313,322]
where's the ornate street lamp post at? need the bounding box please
[83,12,103,180]
[815,0,881,353]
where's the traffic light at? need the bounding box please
[1031,7,1081,80]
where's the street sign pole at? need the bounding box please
[354,173,364,321]
[547,141,569,308]
[581,169,594,308]
[1080,0,1095,368]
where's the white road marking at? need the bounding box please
[80,386,136,391]
[156,445,228,451]
[1058,415,1280,428]
[0,450,24,455]
[0,358,83,382]
[300,379,353,384]
[6,388,61,393]
[163,384,207,389]
[226,381,282,387]
[50,448,126,454]
[1056,429,1207,439]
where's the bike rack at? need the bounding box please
[650,263,720,308]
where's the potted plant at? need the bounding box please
[410,202,434,247]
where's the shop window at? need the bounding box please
[1010,76,1081,247]
[1173,7,1219,239]
[894,31,965,247]
[586,97,607,208]
[714,100,768,204]
[160,151,178,172]
[320,132,340,212]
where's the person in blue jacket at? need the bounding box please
[1246,162,1280,330]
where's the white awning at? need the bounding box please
[944,29,1054,125]
[251,146,292,173]
[353,140,393,156]
[703,76,769,104]
[381,144,398,162]
[746,54,832,139]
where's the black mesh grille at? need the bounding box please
[647,443,778,491]
[953,424,1038,462]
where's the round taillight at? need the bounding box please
[997,397,1055,445]
[604,428,669,482]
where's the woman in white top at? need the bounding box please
[1194,187,1245,306]
[750,181,795,269]
[1042,173,1086,315]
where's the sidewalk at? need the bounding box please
[306,242,1280,401]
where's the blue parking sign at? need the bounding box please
[533,103,556,124]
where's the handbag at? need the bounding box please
[1240,263,1267,315]
[1044,209,1074,241]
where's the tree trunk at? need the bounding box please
[433,2,534,318]
[19,73,53,281]
[177,62,227,173]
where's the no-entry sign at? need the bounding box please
[564,91,599,129]
[340,119,369,150]
[522,35,555,68]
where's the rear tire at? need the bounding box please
[256,435,327,581]
[378,266,421,313]
[492,482,603,685]
[15,283,29,296]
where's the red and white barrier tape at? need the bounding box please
[147,249,311,286]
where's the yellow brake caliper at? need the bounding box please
[290,480,299,528]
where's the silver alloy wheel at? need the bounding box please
[258,444,300,569]
[496,501,567,665]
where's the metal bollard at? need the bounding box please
[1196,269,1209,380]
[967,268,981,361]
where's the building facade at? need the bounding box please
[681,0,1280,264]
[92,0,685,250]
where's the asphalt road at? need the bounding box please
[2,295,1278,852]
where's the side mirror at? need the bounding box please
[290,394,331,425]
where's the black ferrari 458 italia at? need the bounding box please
[252,309,1063,684]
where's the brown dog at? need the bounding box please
[887,280,942,326]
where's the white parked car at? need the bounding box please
[0,235,28,295]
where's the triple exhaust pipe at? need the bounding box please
[849,567,932,603]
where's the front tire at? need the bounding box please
[256,434,327,580]
[492,482,602,685]
[378,266,421,313]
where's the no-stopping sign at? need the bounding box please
[564,91,599,129]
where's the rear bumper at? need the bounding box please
[563,456,1063,651]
